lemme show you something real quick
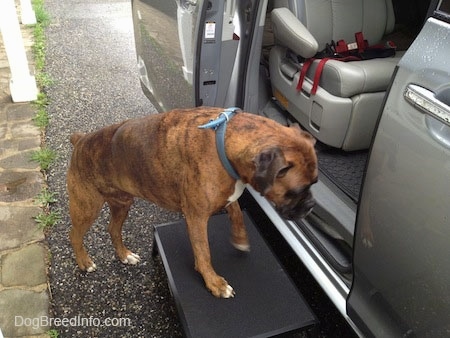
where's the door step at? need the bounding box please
[153,212,317,338]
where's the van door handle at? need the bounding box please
[404,84,450,126]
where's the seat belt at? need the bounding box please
[296,58,314,92]
[297,56,359,95]
[296,32,395,96]
[311,58,331,95]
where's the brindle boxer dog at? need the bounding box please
[67,107,317,298]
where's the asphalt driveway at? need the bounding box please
[45,0,183,336]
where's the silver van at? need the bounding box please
[131,0,450,336]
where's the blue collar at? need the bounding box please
[198,107,241,180]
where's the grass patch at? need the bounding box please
[34,188,61,231]
[34,188,58,207]
[30,148,57,171]
[29,1,56,170]
[32,0,53,129]
[36,71,53,88]
[33,0,50,25]
[47,329,59,338]
[32,0,50,74]
[30,1,63,234]
[33,106,49,128]
[34,209,61,230]
[32,92,49,128]
[34,92,49,106]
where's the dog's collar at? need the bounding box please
[198,107,241,180]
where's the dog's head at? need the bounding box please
[252,127,318,220]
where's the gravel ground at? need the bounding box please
[44,0,183,336]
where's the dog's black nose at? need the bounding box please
[278,195,316,221]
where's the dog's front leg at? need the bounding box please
[226,201,250,252]
[185,213,235,298]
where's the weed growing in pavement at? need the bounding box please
[34,209,61,230]
[33,0,50,25]
[32,0,53,128]
[30,0,63,232]
[33,106,49,128]
[36,71,54,89]
[47,329,59,338]
[34,188,58,207]
[34,188,60,231]
[32,0,50,75]
[34,188,61,231]
[30,147,57,171]
[34,92,49,106]
[33,92,50,128]
[29,1,57,175]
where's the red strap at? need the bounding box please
[335,39,348,54]
[311,58,330,95]
[311,56,361,95]
[355,32,366,53]
[297,55,361,96]
[296,58,314,91]
[295,32,387,96]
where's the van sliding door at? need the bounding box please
[348,6,450,337]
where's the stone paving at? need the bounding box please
[0,6,50,338]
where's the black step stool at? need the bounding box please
[153,212,317,338]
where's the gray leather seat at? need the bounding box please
[270,0,402,150]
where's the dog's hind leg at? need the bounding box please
[68,184,104,272]
[106,196,141,265]
[226,201,250,252]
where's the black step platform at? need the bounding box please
[153,212,317,338]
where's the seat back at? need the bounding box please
[274,0,395,51]
[270,0,399,150]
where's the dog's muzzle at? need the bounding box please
[276,189,315,221]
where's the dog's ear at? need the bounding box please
[290,123,302,131]
[290,123,316,145]
[70,132,85,146]
[301,130,316,145]
[253,147,290,195]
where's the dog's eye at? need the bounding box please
[276,164,293,178]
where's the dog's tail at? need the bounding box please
[70,132,85,146]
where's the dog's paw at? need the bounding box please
[76,255,97,272]
[121,253,141,265]
[361,224,374,248]
[362,237,374,248]
[231,241,250,252]
[86,263,97,272]
[208,277,235,298]
[222,284,235,298]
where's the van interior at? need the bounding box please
[251,0,432,285]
